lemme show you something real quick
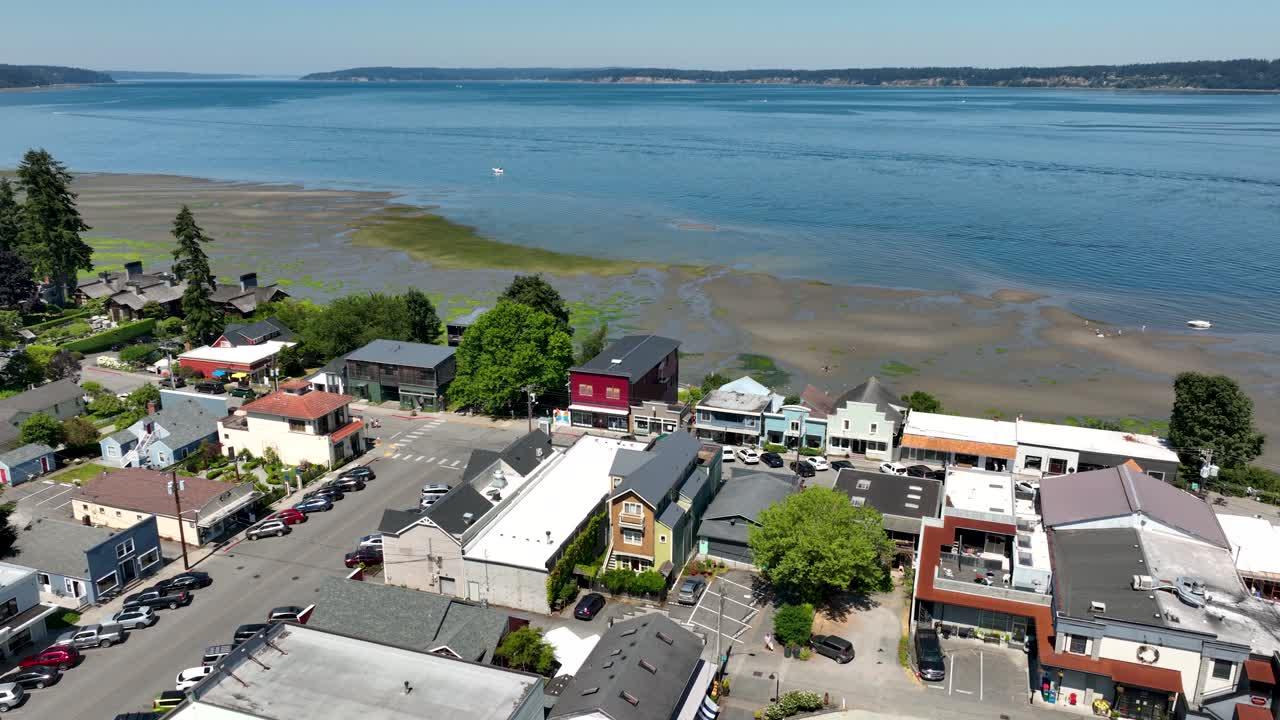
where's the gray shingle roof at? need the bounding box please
[612,432,701,508]
[500,430,552,477]
[308,576,507,662]
[834,470,941,524]
[834,376,903,422]
[550,614,705,720]
[148,398,220,450]
[0,379,81,413]
[1040,465,1228,548]
[0,443,55,468]
[9,516,120,580]
[425,485,494,537]
[609,449,651,478]
[346,339,456,369]
[460,449,501,485]
[573,335,679,380]
[697,473,794,544]
[220,317,294,346]
[378,508,426,535]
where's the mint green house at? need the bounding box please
[826,377,904,461]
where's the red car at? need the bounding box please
[19,645,81,671]
[344,547,383,568]
[268,508,307,525]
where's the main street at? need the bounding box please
[20,410,521,719]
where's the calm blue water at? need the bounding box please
[2,81,1278,335]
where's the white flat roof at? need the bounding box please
[1218,514,1280,577]
[1014,497,1053,571]
[465,435,647,570]
[0,563,33,588]
[946,468,1014,516]
[1016,419,1178,463]
[180,340,293,366]
[904,412,1017,446]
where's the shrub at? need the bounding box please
[772,603,814,646]
[798,446,823,456]
[545,510,605,608]
[119,343,158,366]
[206,468,224,480]
[20,413,64,447]
[61,318,156,354]
[630,570,667,595]
[496,626,558,675]
[763,443,787,453]
[797,647,812,660]
[88,394,125,418]
[601,568,633,595]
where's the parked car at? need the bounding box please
[420,495,442,509]
[906,464,945,480]
[201,644,234,667]
[830,460,854,471]
[789,461,816,478]
[245,519,290,540]
[804,456,830,471]
[306,486,345,502]
[175,665,213,691]
[358,533,383,549]
[268,508,307,525]
[153,690,186,713]
[878,461,907,475]
[574,592,606,620]
[19,646,80,671]
[155,572,213,594]
[227,386,256,400]
[721,445,736,463]
[914,628,947,681]
[676,577,706,605]
[57,623,128,649]
[760,452,785,468]
[0,666,60,690]
[194,381,226,395]
[329,477,366,492]
[267,606,306,623]
[736,447,760,464]
[344,547,383,568]
[112,607,158,630]
[340,465,376,481]
[420,483,450,496]
[0,683,24,713]
[123,588,192,611]
[232,623,270,646]
[810,634,854,663]
[293,497,333,514]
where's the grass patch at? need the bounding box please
[52,462,119,485]
[568,292,644,336]
[995,347,1009,354]
[47,610,81,631]
[735,353,790,388]
[1063,416,1170,436]
[79,237,172,278]
[879,360,919,377]
[1037,376,1057,385]
[351,208,653,276]
[898,634,910,668]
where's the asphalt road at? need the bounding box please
[16,411,519,718]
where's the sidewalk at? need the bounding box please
[349,402,519,431]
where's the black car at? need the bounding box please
[789,461,816,478]
[914,628,947,681]
[306,486,345,502]
[155,572,213,594]
[811,634,854,663]
[228,386,256,399]
[339,465,376,481]
[760,452,785,468]
[195,381,227,395]
[830,460,855,471]
[122,588,192,611]
[906,464,945,481]
[233,623,270,645]
[0,665,61,690]
[574,593,606,620]
[329,477,366,492]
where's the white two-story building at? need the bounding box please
[217,380,364,467]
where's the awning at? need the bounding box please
[231,372,249,379]
[0,603,59,641]
[1110,661,1184,694]
[900,433,1017,460]
[197,490,262,528]
[1245,659,1277,685]
[211,369,229,378]
[568,404,629,417]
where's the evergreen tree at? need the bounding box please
[501,274,571,332]
[15,149,93,294]
[0,249,37,308]
[0,179,21,252]
[170,207,223,343]
[576,322,608,365]
[170,205,213,281]
[402,289,442,344]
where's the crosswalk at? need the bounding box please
[387,453,463,468]
[399,417,445,445]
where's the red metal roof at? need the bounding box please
[1235,703,1273,720]
[240,388,352,420]
[329,419,363,444]
[1246,659,1277,686]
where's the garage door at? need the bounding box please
[439,577,456,595]
[704,539,753,565]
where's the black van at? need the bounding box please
[914,628,947,681]
[810,634,854,663]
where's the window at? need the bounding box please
[1148,471,1166,481]
[664,423,676,433]
[107,446,118,457]
[139,547,161,570]
[1067,635,1088,655]
[1048,458,1068,475]
[95,571,119,596]
[790,421,800,432]
[0,598,17,624]
[1212,659,1233,680]
[37,573,50,587]
[289,418,307,433]
[869,423,878,434]
[223,433,230,440]
[578,383,594,397]
[842,420,850,431]
[116,539,135,558]
[659,535,667,543]
[1025,455,1042,470]
[605,387,621,400]
[635,418,649,432]
[955,453,979,466]
[622,529,643,545]
[115,510,122,517]
[850,497,866,507]
[623,501,643,515]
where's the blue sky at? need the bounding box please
[6,1,1278,75]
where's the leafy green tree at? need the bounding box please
[15,149,93,295]
[783,394,801,406]
[0,348,41,389]
[0,178,20,252]
[0,310,20,345]
[601,568,633,595]
[901,391,943,413]
[155,316,184,340]
[302,293,411,361]
[402,289,442,344]
[126,382,161,411]
[501,274,571,332]
[170,205,213,281]
[772,603,815,646]
[495,625,557,676]
[87,393,125,417]
[19,412,65,447]
[576,322,608,365]
[276,343,307,378]
[0,249,37,308]
[62,416,101,451]
[22,345,56,379]
[46,349,80,381]
[170,207,223,344]
[1168,372,1265,469]
[139,300,167,319]
[119,343,158,366]
[449,301,574,415]
[700,372,729,393]
[749,486,893,602]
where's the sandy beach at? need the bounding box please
[57,171,1280,467]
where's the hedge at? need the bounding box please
[61,319,156,354]
[22,309,91,332]
[546,510,606,608]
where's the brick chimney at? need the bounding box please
[124,261,143,279]
[239,273,258,292]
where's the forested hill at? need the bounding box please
[302,58,1280,90]
[0,64,114,89]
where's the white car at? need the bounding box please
[358,534,383,549]
[804,456,830,471]
[721,445,736,463]
[736,447,760,464]
[176,665,213,691]
[879,461,907,475]
[0,683,23,712]
[112,606,158,629]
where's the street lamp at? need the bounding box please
[768,672,780,702]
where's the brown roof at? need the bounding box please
[900,433,1017,460]
[329,420,363,443]
[800,385,836,418]
[1236,705,1273,720]
[239,388,352,420]
[73,468,244,521]
[1245,659,1276,686]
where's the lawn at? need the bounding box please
[735,353,791,388]
[52,462,119,485]
[79,237,172,278]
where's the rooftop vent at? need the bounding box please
[855,479,871,490]
[490,469,507,489]
[656,631,673,646]
[462,512,474,526]
[619,691,639,707]
[536,447,543,458]
[639,658,657,674]
[581,687,599,697]
[1090,600,1107,614]
[619,627,637,637]
[545,530,552,545]
[1174,577,1207,608]
[611,358,623,365]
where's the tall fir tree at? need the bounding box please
[15,149,93,296]
[170,206,223,343]
[402,288,442,344]
[0,179,21,252]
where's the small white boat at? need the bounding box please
[1187,320,1213,329]
[491,167,504,176]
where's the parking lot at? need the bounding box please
[925,640,1032,706]
[665,571,765,650]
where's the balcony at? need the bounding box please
[618,511,646,529]
[934,553,1051,606]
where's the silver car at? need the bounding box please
[246,519,290,540]
[112,606,158,630]
[0,682,24,712]
[676,576,707,605]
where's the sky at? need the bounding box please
[5,0,1278,76]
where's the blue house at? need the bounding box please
[10,514,162,606]
[0,443,57,487]
[762,385,834,451]
[100,397,220,469]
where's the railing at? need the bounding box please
[618,512,645,529]
[944,507,1016,525]
[933,570,1052,606]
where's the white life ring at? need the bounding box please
[1136,645,1160,664]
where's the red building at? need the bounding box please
[568,335,680,431]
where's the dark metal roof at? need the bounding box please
[833,376,903,422]
[378,508,426,535]
[1050,527,1164,626]
[572,335,679,380]
[549,614,705,720]
[425,485,494,537]
[501,430,552,477]
[220,317,294,346]
[834,470,941,524]
[346,339,456,369]
[697,473,795,545]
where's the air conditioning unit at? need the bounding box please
[1132,575,1156,591]
[1090,600,1107,614]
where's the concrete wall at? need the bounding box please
[219,413,341,466]
[463,559,551,614]
[1015,445,1079,477]
[383,523,467,597]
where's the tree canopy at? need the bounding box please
[1168,372,1265,469]
[748,486,893,602]
[495,626,557,676]
[700,372,729,393]
[901,391,943,413]
[19,412,65,447]
[576,323,608,365]
[501,274,571,332]
[449,300,574,415]
[170,205,213,281]
[171,207,223,344]
[0,179,20,252]
[0,249,38,308]
[402,288,442,344]
[15,149,93,294]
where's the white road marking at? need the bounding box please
[703,591,755,611]
[389,431,403,441]
[449,460,461,467]
[954,689,974,695]
[948,655,954,695]
[716,576,754,592]
[437,458,450,465]
[35,487,75,506]
[425,457,436,463]
[979,651,984,702]
[927,685,946,691]
[392,453,402,459]
[41,480,55,485]
[687,619,744,642]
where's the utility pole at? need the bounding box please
[522,385,536,433]
[168,471,191,570]
[167,351,178,389]
[715,578,725,677]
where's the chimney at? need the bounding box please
[98,271,110,281]
[462,512,474,526]
[545,530,552,545]
[239,272,258,292]
[124,261,143,279]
